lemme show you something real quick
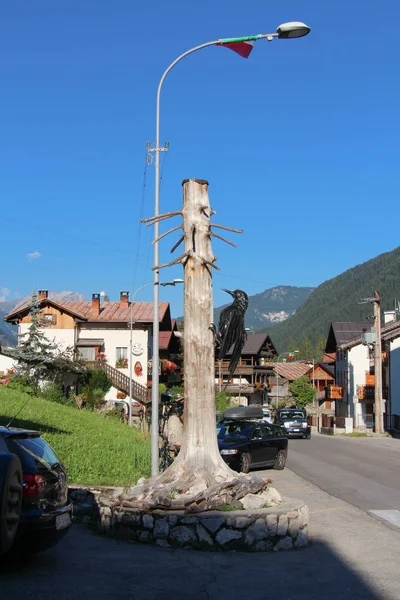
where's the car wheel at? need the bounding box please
[273,450,286,471]
[304,433,311,439]
[0,453,22,556]
[239,452,251,474]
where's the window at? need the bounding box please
[41,314,56,327]
[262,423,275,438]
[116,347,128,368]
[251,426,263,440]
[6,436,60,471]
[78,347,95,361]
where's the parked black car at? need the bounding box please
[217,406,288,473]
[0,426,73,556]
[275,408,311,439]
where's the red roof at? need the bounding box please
[159,331,173,350]
[5,299,169,324]
[274,363,311,381]
[323,352,336,363]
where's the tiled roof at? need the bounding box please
[323,352,336,363]
[159,331,173,350]
[4,299,169,324]
[332,322,371,346]
[340,317,400,348]
[225,333,275,357]
[274,362,311,381]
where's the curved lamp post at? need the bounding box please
[128,279,183,427]
[151,21,311,476]
[275,350,299,409]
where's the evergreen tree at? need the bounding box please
[8,291,84,391]
[315,336,326,361]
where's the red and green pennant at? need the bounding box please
[287,352,295,359]
[217,35,259,59]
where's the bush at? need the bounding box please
[81,368,112,393]
[7,373,35,396]
[216,392,231,413]
[86,387,106,411]
[41,382,67,405]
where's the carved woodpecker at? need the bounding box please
[212,289,248,382]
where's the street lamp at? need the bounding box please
[275,350,299,409]
[128,279,183,427]
[150,20,310,476]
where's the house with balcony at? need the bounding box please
[215,333,278,405]
[4,289,180,405]
[327,316,400,429]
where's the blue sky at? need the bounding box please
[1,1,399,316]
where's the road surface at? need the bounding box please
[286,433,400,514]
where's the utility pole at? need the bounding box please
[373,292,384,433]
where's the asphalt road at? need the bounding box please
[286,433,400,513]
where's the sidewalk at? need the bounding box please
[265,466,400,598]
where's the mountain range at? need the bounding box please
[2,245,400,353]
[213,286,315,332]
[266,245,400,353]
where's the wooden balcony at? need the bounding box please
[326,385,343,399]
[215,383,256,395]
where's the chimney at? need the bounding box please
[38,290,48,301]
[120,291,129,308]
[92,293,100,318]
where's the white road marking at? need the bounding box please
[369,509,400,528]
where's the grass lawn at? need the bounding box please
[0,387,150,486]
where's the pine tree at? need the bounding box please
[9,291,84,391]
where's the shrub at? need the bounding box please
[216,392,231,413]
[41,382,67,405]
[86,387,106,411]
[81,368,112,393]
[7,373,35,396]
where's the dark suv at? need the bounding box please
[0,427,73,556]
[275,408,311,439]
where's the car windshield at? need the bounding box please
[279,411,305,420]
[217,422,253,441]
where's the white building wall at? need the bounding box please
[0,353,16,373]
[348,344,370,423]
[77,325,149,388]
[337,345,369,419]
[389,338,400,415]
[17,320,151,403]
[19,323,76,349]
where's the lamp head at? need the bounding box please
[277,22,311,39]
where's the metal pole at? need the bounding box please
[128,282,154,427]
[312,358,315,407]
[151,39,224,477]
[150,30,283,475]
[128,301,133,426]
[374,294,383,433]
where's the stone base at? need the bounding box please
[68,487,309,552]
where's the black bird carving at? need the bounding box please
[211,289,248,382]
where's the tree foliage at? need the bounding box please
[215,391,231,414]
[289,376,316,409]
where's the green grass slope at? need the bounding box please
[0,387,150,486]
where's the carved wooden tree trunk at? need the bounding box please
[116,178,272,507]
[163,179,234,487]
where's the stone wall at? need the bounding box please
[68,486,309,552]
